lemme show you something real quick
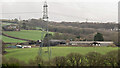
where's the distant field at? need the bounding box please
[3,30,53,42]
[2,36,26,43]
[2,22,17,26]
[4,47,118,63]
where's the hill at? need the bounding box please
[2,36,26,43]
[2,30,54,43]
[2,22,17,26]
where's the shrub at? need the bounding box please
[52,56,67,67]
[85,52,103,66]
[2,57,27,67]
[2,57,21,68]
[66,53,83,66]
[34,56,44,66]
[107,44,116,47]
[28,59,37,66]
[103,50,118,67]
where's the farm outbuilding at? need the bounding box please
[16,45,32,48]
[2,24,20,31]
[68,41,114,46]
[50,40,66,46]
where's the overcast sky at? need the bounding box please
[0,0,120,22]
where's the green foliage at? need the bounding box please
[85,52,103,66]
[28,59,37,66]
[1,19,18,23]
[66,53,83,66]
[76,35,81,39]
[103,50,118,66]
[35,56,44,66]
[2,57,26,67]
[22,23,27,29]
[94,32,104,41]
[2,41,5,55]
[52,32,76,40]
[14,18,18,23]
[52,56,67,66]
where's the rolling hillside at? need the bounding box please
[2,36,26,43]
[2,22,17,26]
[2,30,53,43]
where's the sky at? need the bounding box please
[0,0,120,22]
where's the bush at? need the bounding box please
[52,56,67,67]
[66,53,83,66]
[28,59,37,66]
[107,44,116,47]
[2,57,26,67]
[103,50,118,67]
[118,49,120,67]
[34,56,44,66]
[85,52,103,66]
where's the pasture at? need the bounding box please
[4,47,118,63]
[3,30,47,41]
[2,30,54,43]
[2,36,26,43]
[2,22,16,26]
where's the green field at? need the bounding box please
[3,30,47,41]
[2,36,26,43]
[2,22,17,26]
[3,30,54,43]
[4,47,118,63]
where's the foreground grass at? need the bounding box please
[4,47,118,63]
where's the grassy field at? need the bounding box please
[2,22,17,26]
[3,30,54,43]
[4,47,118,63]
[2,36,26,43]
[3,30,47,41]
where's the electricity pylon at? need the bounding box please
[39,1,51,61]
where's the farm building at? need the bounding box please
[16,45,31,48]
[36,40,66,46]
[68,41,114,46]
[50,40,66,46]
[2,24,20,31]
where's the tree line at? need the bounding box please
[1,18,119,45]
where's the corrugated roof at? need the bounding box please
[70,41,113,44]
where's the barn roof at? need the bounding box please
[70,41,113,44]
